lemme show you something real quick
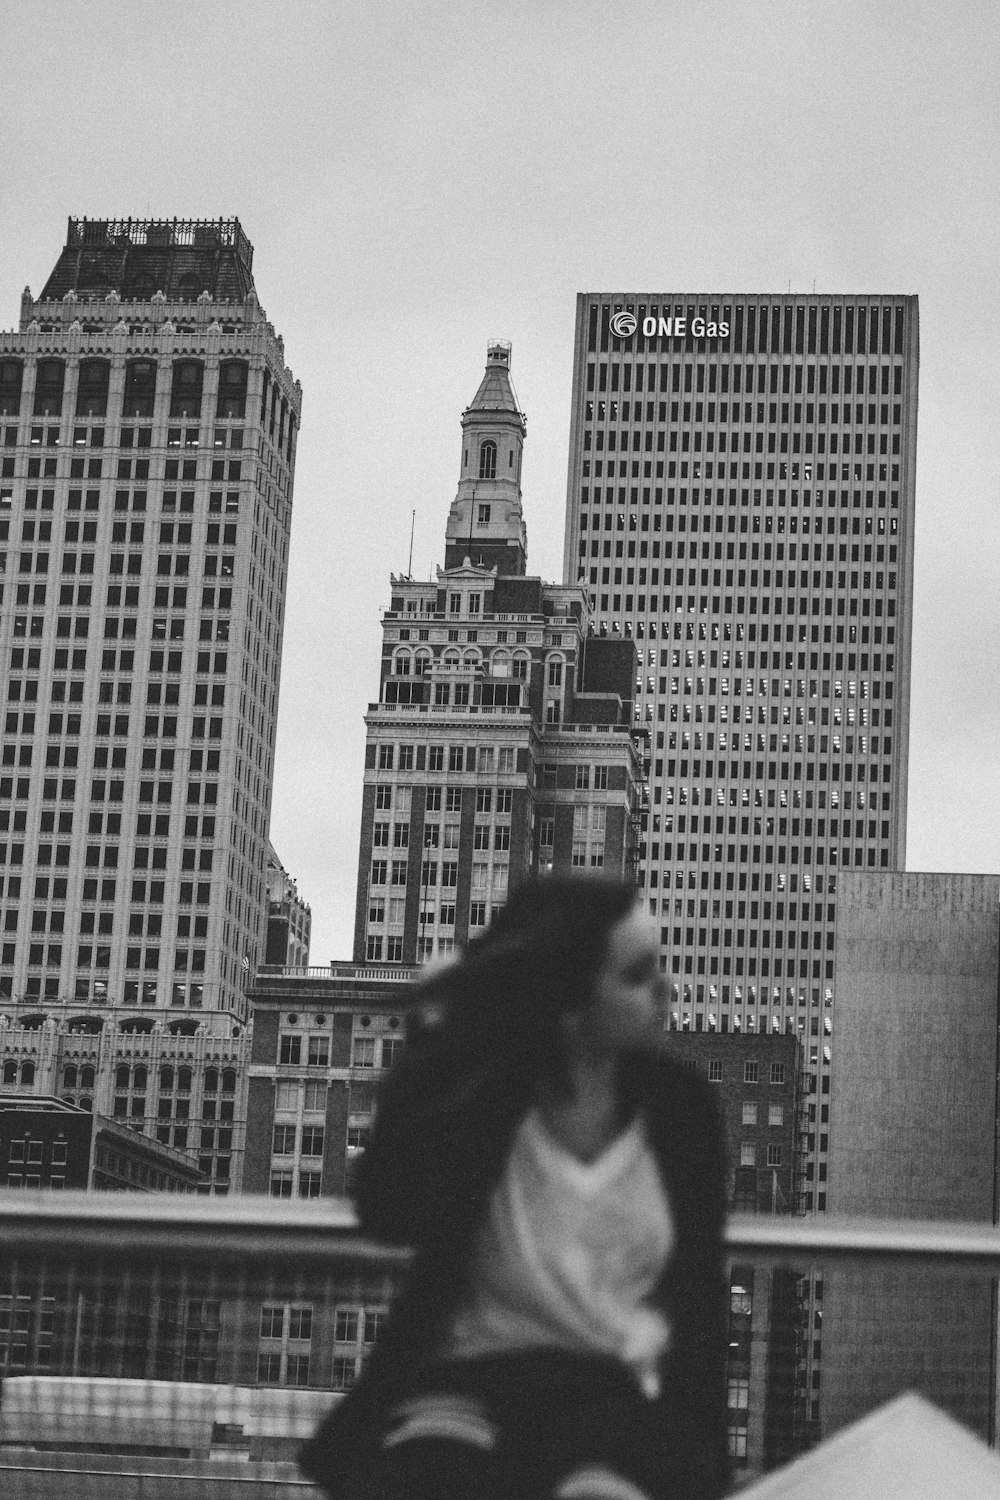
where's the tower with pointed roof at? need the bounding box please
[444,340,527,576]
[353,344,645,966]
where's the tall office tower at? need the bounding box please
[354,341,642,965]
[563,295,918,1213]
[0,218,300,1188]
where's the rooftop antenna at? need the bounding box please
[407,509,415,578]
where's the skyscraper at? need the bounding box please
[354,340,642,965]
[563,294,918,1212]
[0,218,300,1188]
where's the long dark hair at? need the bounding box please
[410,874,637,1092]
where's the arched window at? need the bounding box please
[33,359,66,417]
[160,1065,174,1091]
[217,360,248,420]
[393,651,411,676]
[76,358,111,417]
[63,1065,78,1088]
[20,1061,35,1085]
[3,1060,17,1085]
[133,1066,148,1090]
[204,1068,219,1093]
[170,360,204,419]
[222,1069,237,1093]
[491,650,511,679]
[479,440,497,479]
[115,1064,130,1089]
[178,1066,193,1092]
[0,357,24,417]
[123,359,157,418]
[125,271,155,300]
[81,1066,95,1089]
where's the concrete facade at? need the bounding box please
[562,294,919,1218]
[0,218,300,1191]
[823,871,1000,1440]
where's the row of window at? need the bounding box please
[0,358,254,423]
[376,743,517,774]
[275,1033,402,1070]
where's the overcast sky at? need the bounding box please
[2,0,997,962]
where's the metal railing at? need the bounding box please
[1,1193,998,1494]
[2,1190,999,1270]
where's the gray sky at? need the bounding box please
[2,0,997,962]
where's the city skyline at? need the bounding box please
[2,2,997,961]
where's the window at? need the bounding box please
[304,1081,326,1112]
[708,1060,723,1082]
[594,766,609,791]
[741,1102,757,1126]
[768,1104,784,1127]
[269,1170,294,1198]
[479,440,497,479]
[353,1037,375,1068]
[766,1144,783,1167]
[278,1034,301,1065]
[380,1036,403,1068]
[335,1309,359,1342]
[273,1125,296,1155]
[275,1082,298,1111]
[769,1061,785,1085]
[308,1035,330,1067]
[575,765,590,790]
[739,1143,756,1167]
[743,1061,759,1084]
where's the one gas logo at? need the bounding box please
[608,311,637,338]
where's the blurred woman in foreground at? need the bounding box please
[302,875,728,1500]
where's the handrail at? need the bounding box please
[0,1191,410,1268]
[2,1193,999,1273]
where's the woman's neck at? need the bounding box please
[536,1055,625,1164]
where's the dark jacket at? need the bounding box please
[301,1019,729,1498]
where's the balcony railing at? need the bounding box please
[1,1193,998,1495]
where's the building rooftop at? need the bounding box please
[37,218,256,303]
[464,340,523,417]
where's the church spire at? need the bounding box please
[445,340,528,575]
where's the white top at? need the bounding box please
[444,1107,675,1398]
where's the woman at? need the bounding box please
[301,876,728,1500]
